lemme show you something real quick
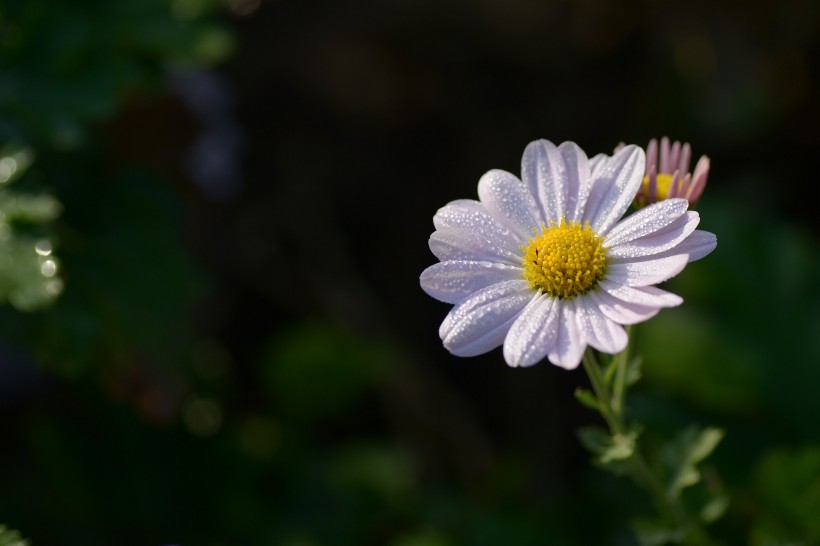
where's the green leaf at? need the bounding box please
[664,427,725,497]
[631,517,684,546]
[700,493,729,523]
[0,143,63,311]
[0,143,35,185]
[0,525,28,546]
[625,356,643,387]
[574,387,600,411]
[0,190,62,223]
[0,235,63,311]
[578,425,640,464]
[603,354,619,386]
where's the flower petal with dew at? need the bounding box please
[420,139,716,370]
[635,136,711,207]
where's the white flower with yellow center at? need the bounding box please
[420,139,716,369]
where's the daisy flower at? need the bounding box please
[420,140,716,370]
[635,136,710,207]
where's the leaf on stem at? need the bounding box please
[663,426,725,497]
[631,517,685,546]
[603,353,619,387]
[625,356,643,387]
[578,425,641,471]
[574,387,600,412]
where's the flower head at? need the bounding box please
[635,136,710,208]
[420,140,716,370]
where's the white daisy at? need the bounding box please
[420,139,716,370]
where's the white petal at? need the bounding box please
[439,280,534,357]
[432,199,482,230]
[606,211,699,259]
[604,198,689,248]
[478,169,544,240]
[605,254,689,287]
[557,141,590,223]
[547,299,586,370]
[429,228,522,265]
[420,260,524,304]
[521,139,567,224]
[433,200,521,242]
[430,199,524,264]
[661,229,717,262]
[502,293,559,367]
[588,289,661,325]
[589,153,608,178]
[575,297,628,354]
[598,281,683,307]
[583,145,645,235]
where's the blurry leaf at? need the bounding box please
[632,517,684,546]
[0,142,62,311]
[625,356,642,387]
[0,526,28,546]
[603,354,618,386]
[0,191,62,223]
[574,387,600,411]
[663,427,724,497]
[191,26,234,64]
[699,493,729,523]
[4,168,203,374]
[0,142,35,185]
[0,235,63,311]
[579,425,640,467]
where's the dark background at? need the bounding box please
[2,0,820,544]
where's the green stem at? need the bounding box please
[582,347,712,546]
[611,325,631,417]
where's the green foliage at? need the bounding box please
[631,518,685,546]
[0,0,233,149]
[578,425,640,469]
[0,141,62,311]
[750,447,820,545]
[0,526,27,546]
[661,427,725,498]
[0,0,223,372]
[574,387,601,412]
[603,355,642,389]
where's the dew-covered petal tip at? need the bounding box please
[439,280,534,357]
[420,260,523,304]
[502,293,559,367]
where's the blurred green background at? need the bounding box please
[2,0,820,544]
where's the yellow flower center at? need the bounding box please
[641,173,675,201]
[522,218,608,299]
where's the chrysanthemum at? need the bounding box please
[420,140,716,370]
[635,136,710,207]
